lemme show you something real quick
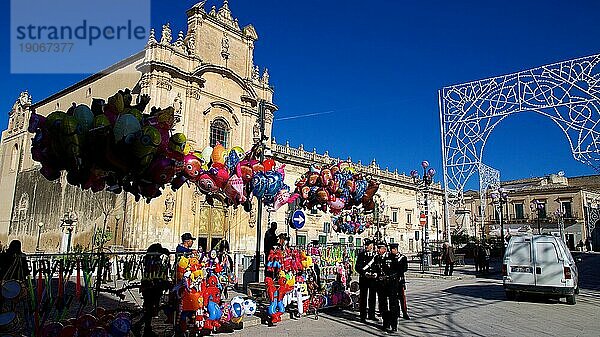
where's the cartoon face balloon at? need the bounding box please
[183,153,203,181]
[147,157,176,184]
[196,173,219,194]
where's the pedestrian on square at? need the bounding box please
[483,244,491,274]
[355,238,377,322]
[390,243,410,320]
[0,240,30,281]
[374,242,399,332]
[264,222,278,271]
[133,243,171,337]
[585,238,592,252]
[473,243,480,273]
[577,240,584,252]
[442,242,456,276]
[176,233,197,254]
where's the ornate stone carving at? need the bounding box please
[160,23,172,45]
[261,68,270,85]
[147,28,157,45]
[221,33,230,60]
[186,87,201,100]
[163,192,175,223]
[252,65,260,82]
[8,91,32,134]
[174,31,185,50]
[173,93,183,124]
[157,76,173,90]
[186,31,196,55]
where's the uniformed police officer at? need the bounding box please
[355,238,377,322]
[390,243,410,320]
[374,242,400,332]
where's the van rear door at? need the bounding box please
[506,238,535,285]
[533,236,563,288]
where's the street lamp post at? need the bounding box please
[36,222,44,252]
[554,208,565,242]
[411,160,436,271]
[530,200,544,234]
[491,187,509,257]
[114,214,121,245]
[254,99,267,283]
[61,211,78,253]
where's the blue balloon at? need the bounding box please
[252,172,268,198]
[208,301,223,320]
[353,179,368,200]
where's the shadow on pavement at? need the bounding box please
[443,283,506,301]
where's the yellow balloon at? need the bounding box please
[178,256,190,269]
[286,278,295,287]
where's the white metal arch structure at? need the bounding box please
[478,162,500,233]
[439,53,600,235]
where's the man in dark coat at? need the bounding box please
[442,242,456,276]
[390,243,410,320]
[263,222,278,265]
[374,242,399,332]
[355,238,377,322]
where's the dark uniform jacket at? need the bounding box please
[355,250,377,280]
[394,253,408,286]
[374,252,399,287]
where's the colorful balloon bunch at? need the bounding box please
[175,142,298,211]
[40,310,132,337]
[27,89,296,209]
[294,162,380,214]
[27,88,187,202]
[332,209,372,235]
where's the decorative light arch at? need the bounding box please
[439,53,600,233]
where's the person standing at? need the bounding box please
[0,240,30,281]
[133,243,171,337]
[355,239,377,322]
[263,222,278,267]
[585,237,592,252]
[442,242,456,276]
[374,242,398,332]
[176,233,197,254]
[390,243,410,320]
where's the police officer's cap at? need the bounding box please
[376,241,387,248]
[364,238,373,246]
[389,243,399,250]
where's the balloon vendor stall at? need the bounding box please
[259,242,359,324]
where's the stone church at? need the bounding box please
[0,1,445,261]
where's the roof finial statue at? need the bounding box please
[261,68,270,85]
[147,28,157,45]
[160,23,172,44]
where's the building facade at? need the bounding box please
[458,172,600,251]
[0,1,445,259]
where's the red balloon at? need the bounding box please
[263,159,275,171]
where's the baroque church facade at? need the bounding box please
[0,1,445,259]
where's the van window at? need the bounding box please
[536,242,559,264]
[509,242,531,263]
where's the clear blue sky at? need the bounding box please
[1,0,599,190]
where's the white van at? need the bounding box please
[502,234,579,305]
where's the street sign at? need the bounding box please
[419,212,427,225]
[292,210,306,229]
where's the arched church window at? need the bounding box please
[10,144,19,172]
[210,118,229,148]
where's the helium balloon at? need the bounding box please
[113,114,141,142]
